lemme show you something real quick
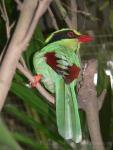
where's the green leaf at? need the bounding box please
[10,80,73,148]
[97,60,112,143]
[5,105,72,149]
[5,105,57,139]
[13,132,47,150]
[0,117,22,150]
[109,9,113,30]
[99,1,109,11]
[34,26,45,44]
[10,81,55,122]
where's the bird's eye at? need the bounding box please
[67,31,75,38]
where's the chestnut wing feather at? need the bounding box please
[44,52,80,84]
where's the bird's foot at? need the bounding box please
[30,74,42,88]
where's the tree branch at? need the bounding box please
[0,0,53,111]
[17,63,54,104]
[78,59,106,150]
[48,7,59,30]
[54,0,72,28]
[0,1,106,149]
[14,0,23,10]
[0,0,15,39]
[0,0,15,63]
[70,0,77,28]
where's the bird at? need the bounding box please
[32,28,93,143]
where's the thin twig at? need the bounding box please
[19,56,28,69]
[21,0,53,47]
[0,0,53,111]
[48,7,59,30]
[0,1,106,149]
[14,0,23,10]
[0,0,12,39]
[62,2,99,21]
[0,0,15,62]
[54,0,72,28]
[70,0,77,29]
[0,40,8,63]
[17,63,55,104]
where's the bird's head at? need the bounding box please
[45,29,93,51]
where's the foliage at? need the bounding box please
[0,0,113,150]
[97,58,113,149]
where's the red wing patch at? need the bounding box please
[44,52,57,70]
[64,65,80,84]
[44,52,80,84]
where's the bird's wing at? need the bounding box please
[44,51,80,84]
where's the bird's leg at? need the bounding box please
[30,74,42,88]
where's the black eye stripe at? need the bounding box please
[45,30,79,45]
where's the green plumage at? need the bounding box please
[33,29,82,143]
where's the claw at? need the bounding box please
[30,74,42,88]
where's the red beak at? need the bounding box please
[78,35,93,43]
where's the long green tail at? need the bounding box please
[55,78,82,143]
